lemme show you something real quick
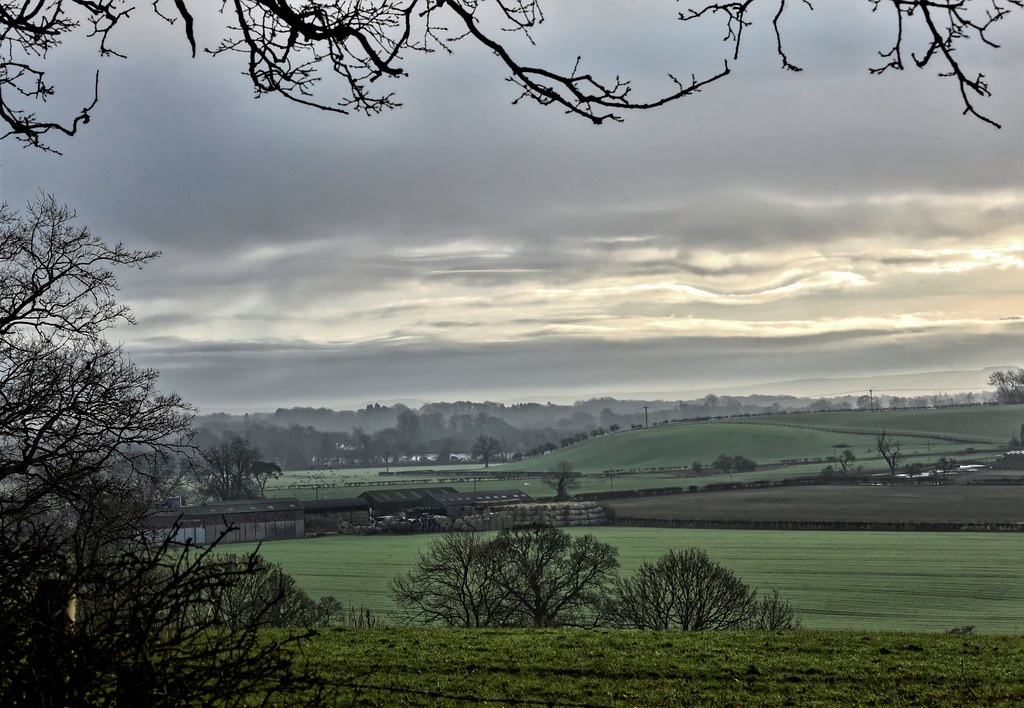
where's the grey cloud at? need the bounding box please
[133,324,1024,412]
[347,303,429,320]
[3,3,1022,410]
[10,13,1021,257]
[855,255,936,267]
[414,320,485,330]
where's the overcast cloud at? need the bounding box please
[1,2,1021,412]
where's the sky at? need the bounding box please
[1,2,1022,413]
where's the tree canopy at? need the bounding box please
[393,535,797,632]
[876,430,903,475]
[471,434,502,467]
[197,435,280,501]
[544,460,581,501]
[0,197,328,704]
[609,548,795,631]
[392,526,619,628]
[2,0,1019,150]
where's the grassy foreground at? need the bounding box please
[297,627,1024,706]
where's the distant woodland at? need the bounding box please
[195,391,990,471]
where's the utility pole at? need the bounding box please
[643,406,649,428]
[869,389,874,411]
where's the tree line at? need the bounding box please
[192,379,1009,473]
[390,527,796,632]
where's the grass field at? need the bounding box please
[231,527,1024,634]
[299,627,1024,706]
[769,405,1024,444]
[502,404,1021,474]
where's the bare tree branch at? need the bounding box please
[1,1,1019,150]
[683,0,1021,128]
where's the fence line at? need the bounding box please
[609,517,1024,533]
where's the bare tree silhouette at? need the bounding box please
[0,196,329,705]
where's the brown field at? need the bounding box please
[606,485,1024,525]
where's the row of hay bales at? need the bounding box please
[328,501,607,535]
[440,501,607,532]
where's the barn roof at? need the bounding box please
[424,489,534,506]
[148,498,301,517]
[302,497,371,512]
[147,498,303,523]
[358,487,457,504]
[200,498,303,514]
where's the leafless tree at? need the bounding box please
[0,195,191,516]
[747,589,798,631]
[492,526,619,628]
[0,196,330,705]
[543,460,581,501]
[839,449,857,473]
[876,430,903,475]
[712,454,735,476]
[390,531,516,627]
[252,459,283,495]
[315,594,344,626]
[682,0,1021,128]
[1,1,1019,150]
[988,368,1024,404]
[2,517,335,704]
[609,547,795,631]
[825,448,858,475]
[206,553,321,629]
[196,434,272,501]
[392,526,618,628]
[471,433,502,467]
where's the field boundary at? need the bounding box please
[574,473,1024,504]
[725,418,1003,445]
[608,517,1024,532]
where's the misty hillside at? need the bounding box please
[194,389,994,471]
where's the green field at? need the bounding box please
[231,527,1024,634]
[773,405,1024,444]
[503,406,1019,474]
[300,627,1024,706]
[502,422,901,473]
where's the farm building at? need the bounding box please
[147,498,305,545]
[358,487,457,516]
[421,489,535,516]
[302,497,372,525]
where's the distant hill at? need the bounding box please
[501,404,1024,474]
[604,366,1016,401]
